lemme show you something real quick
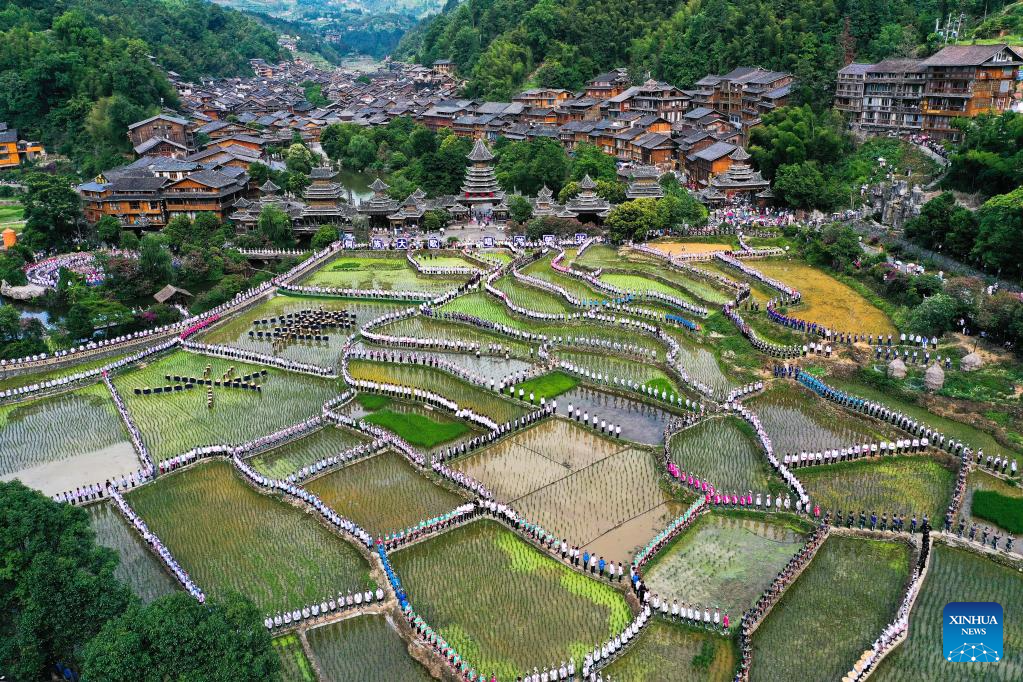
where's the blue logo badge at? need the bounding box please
[943,602,1003,662]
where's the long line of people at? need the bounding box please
[265,585,387,631]
[181,339,336,377]
[103,372,155,473]
[733,523,830,682]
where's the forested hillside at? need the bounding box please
[396,0,1013,104]
[0,0,285,174]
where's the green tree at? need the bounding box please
[606,199,659,243]
[96,215,123,245]
[21,173,84,251]
[509,194,534,223]
[257,205,294,248]
[285,143,314,175]
[774,162,841,211]
[973,186,1023,278]
[0,481,134,679]
[82,591,280,682]
[139,234,174,287]
[570,143,618,183]
[906,293,960,336]
[311,225,339,250]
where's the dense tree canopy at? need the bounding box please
[942,111,1023,197]
[0,0,284,174]
[396,0,1005,108]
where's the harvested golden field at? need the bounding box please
[754,259,896,335]
[646,241,733,256]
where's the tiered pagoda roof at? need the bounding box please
[304,166,345,205]
[563,174,611,219]
[460,138,504,204]
[531,185,566,217]
[625,166,664,200]
[708,147,770,193]
[359,177,400,216]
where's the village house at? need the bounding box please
[127,114,194,157]
[0,123,45,169]
[834,44,1023,141]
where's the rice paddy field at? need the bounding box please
[411,251,481,270]
[273,634,317,682]
[603,621,738,682]
[493,274,574,314]
[390,520,631,679]
[0,383,141,494]
[962,469,1023,543]
[749,383,901,455]
[753,259,896,335]
[648,240,735,256]
[667,417,777,493]
[871,544,1023,681]
[306,450,466,534]
[299,252,469,293]
[128,460,372,612]
[18,246,1023,682]
[249,425,371,479]
[0,349,136,392]
[750,535,911,682]
[88,501,180,603]
[114,351,340,460]
[346,358,527,423]
[375,315,535,358]
[553,350,687,401]
[797,455,956,520]
[642,513,806,616]
[307,615,434,681]
[200,294,415,366]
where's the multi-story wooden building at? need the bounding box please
[606,79,690,122]
[920,44,1022,140]
[835,44,1022,141]
[128,114,193,155]
[0,124,45,169]
[77,160,248,229]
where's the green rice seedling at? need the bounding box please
[299,252,469,292]
[963,470,1023,540]
[412,252,480,269]
[0,350,136,392]
[128,460,372,612]
[749,383,901,456]
[363,409,471,448]
[971,490,1023,534]
[249,426,371,479]
[798,455,956,520]
[346,359,527,423]
[114,351,340,460]
[307,450,467,535]
[88,501,180,603]
[642,513,806,615]
[599,272,701,307]
[0,383,138,491]
[667,417,779,494]
[554,350,687,400]
[307,615,435,681]
[272,634,317,682]
[871,544,1023,681]
[750,535,911,682]
[375,315,535,358]
[513,371,580,400]
[356,393,391,411]
[390,520,631,679]
[493,274,575,314]
[439,293,667,360]
[603,620,738,681]
[522,253,609,303]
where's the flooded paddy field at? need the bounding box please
[0,382,140,494]
[128,460,372,612]
[114,351,339,460]
[750,535,911,682]
[306,449,466,535]
[249,425,371,479]
[390,520,630,679]
[88,500,180,603]
[307,614,434,681]
[299,251,469,293]
[667,417,778,493]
